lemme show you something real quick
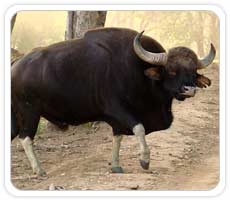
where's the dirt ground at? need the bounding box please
[11,64,219,191]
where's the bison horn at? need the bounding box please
[133,31,168,65]
[198,43,216,69]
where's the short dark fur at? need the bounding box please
[11,28,210,140]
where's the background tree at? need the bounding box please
[11,13,24,64]
[11,14,17,33]
[65,11,106,40]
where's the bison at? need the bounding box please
[11,28,215,175]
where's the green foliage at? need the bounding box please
[36,118,47,135]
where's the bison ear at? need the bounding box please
[144,67,162,80]
[196,74,211,88]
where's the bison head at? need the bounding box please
[133,31,216,101]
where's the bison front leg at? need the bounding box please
[20,137,46,176]
[133,123,150,170]
[111,135,123,173]
[105,105,150,171]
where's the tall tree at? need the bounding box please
[65,11,106,40]
[11,13,17,33]
[11,13,23,64]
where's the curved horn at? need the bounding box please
[198,43,216,69]
[133,31,168,65]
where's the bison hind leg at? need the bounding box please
[17,108,46,176]
[19,136,46,176]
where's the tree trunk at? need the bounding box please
[11,14,17,33]
[47,11,107,132]
[65,11,107,40]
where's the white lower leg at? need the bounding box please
[111,135,123,168]
[133,123,150,163]
[20,136,46,176]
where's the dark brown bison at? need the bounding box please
[11,28,215,175]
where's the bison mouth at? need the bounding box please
[175,86,196,101]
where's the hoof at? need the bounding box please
[140,160,150,170]
[111,167,124,173]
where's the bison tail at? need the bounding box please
[11,107,19,141]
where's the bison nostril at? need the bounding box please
[184,86,189,91]
[183,86,195,91]
[182,86,189,92]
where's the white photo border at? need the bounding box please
[4,4,226,197]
